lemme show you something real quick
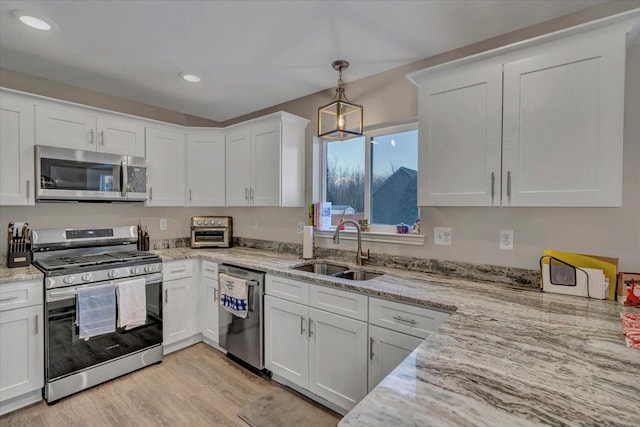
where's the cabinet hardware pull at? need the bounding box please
[100,130,105,146]
[507,171,512,201]
[0,296,19,302]
[89,129,95,145]
[214,288,218,302]
[189,188,192,202]
[250,188,254,202]
[35,314,39,335]
[205,268,216,274]
[149,187,153,200]
[170,268,186,273]
[300,316,305,335]
[308,318,313,337]
[392,315,417,325]
[26,180,30,199]
[245,187,249,201]
[164,289,168,304]
[369,337,375,360]
[490,172,495,201]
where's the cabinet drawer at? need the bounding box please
[310,284,368,321]
[266,275,309,305]
[201,261,218,280]
[163,260,194,282]
[0,280,43,312]
[369,297,450,339]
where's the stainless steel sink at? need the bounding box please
[332,270,383,281]
[292,262,349,275]
[291,261,382,281]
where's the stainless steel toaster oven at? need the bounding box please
[190,216,232,248]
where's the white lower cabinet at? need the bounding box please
[264,278,368,412]
[367,325,423,392]
[163,260,197,353]
[200,261,219,345]
[0,280,44,415]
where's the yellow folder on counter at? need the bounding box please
[540,250,618,300]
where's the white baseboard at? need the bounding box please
[0,389,42,416]
[270,373,348,416]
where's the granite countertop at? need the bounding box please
[2,247,637,425]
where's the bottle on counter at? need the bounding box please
[143,227,150,251]
[137,220,143,250]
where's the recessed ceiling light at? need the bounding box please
[12,10,54,31]
[180,72,201,83]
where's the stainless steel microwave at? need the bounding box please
[35,145,147,202]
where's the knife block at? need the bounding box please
[7,248,32,268]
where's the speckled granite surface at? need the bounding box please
[1,246,637,426]
[0,264,43,284]
[154,247,638,426]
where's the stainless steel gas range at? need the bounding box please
[31,226,164,403]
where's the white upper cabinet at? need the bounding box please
[409,19,632,207]
[225,112,309,207]
[145,126,186,206]
[0,92,35,206]
[35,104,145,157]
[186,130,225,206]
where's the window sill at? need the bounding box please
[315,229,425,246]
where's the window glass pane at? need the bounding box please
[370,130,418,226]
[325,137,365,226]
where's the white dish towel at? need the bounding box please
[219,273,249,318]
[116,278,147,330]
[76,284,116,340]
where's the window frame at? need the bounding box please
[320,122,420,234]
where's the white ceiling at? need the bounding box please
[0,0,605,122]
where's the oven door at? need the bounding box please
[45,273,163,381]
[36,145,127,201]
[191,227,230,248]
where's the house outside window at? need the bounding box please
[322,124,419,233]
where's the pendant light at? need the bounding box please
[318,60,363,140]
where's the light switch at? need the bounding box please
[160,218,167,231]
[434,227,452,246]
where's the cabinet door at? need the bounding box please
[186,132,226,206]
[146,127,185,206]
[0,305,44,402]
[308,307,367,411]
[502,30,625,207]
[225,126,252,206]
[251,120,281,206]
[264,296,309,388]
[201,276,219,344]
[163,278,192,346]
[0,94,35,206]
[416,59,502,206]
[97,117,145,157]
[368,325,423,392]
[35,105,96,150]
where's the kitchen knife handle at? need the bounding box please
[100,130,105,147]
[369,337,375,360]
[490,172,495,202]
[507,171,512,201]
[300,316,305,335]
[26,180,30,200]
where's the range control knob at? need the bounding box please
[107,270,119,279]
[81,273,92,282]
[197,220,202,225]
[217,220,222,225]
[144,265,153,273]
[130,267,141,275]
[63,275,76,284]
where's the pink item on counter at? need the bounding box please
[620,312,640,349]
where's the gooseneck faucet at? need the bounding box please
[332,219,370,266]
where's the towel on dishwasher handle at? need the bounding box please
[76,284,116,340]
[219,272,249,318]
[116,278,147,330]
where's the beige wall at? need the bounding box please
[1,1,639,271]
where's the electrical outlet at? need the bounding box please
[434,227,452,246]
[500,229,514,250]
[160,218,167,231]
[296,221,305,234]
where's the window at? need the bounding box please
[322,124,419,232]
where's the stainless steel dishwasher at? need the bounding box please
[218,264,265,371]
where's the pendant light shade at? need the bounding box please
[318,60,363,140]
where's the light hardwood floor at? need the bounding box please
[0,343,340,426]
